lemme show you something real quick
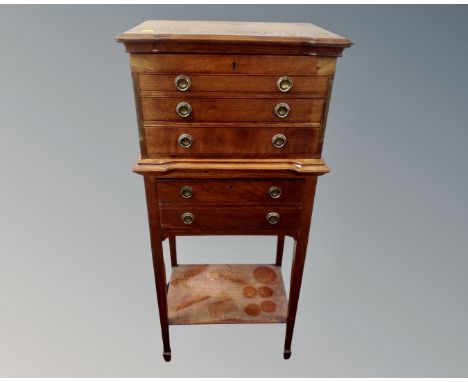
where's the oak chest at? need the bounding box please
[117,20,351,361]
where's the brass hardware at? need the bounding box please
[272,134,287,148]
[268,186,282,199]
[180,186,193,198]
[174,74,191,91]
[181,212,195,224]
[277,76,293,92]
[266,212,280,225]
[176,102,192,118]
[274,103,290,118]
[178,134,193,148]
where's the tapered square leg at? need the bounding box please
[169,236,178,267]
[275,235,285,266]
[284,236,309,359]
[283,177,317,359]
[144,177,171,361]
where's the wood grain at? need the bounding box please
[133,157,330,176]
[138,73,329,95]
[143,176,171,357]
[144,126,320,157]
[117,21,351,55]
[157,179,305,204]
[167,264,287,325]
[284,176,317,358]
[140,97,324,123]
[117,20,351,46]
[143,121,321,129]
[159,205,302,229]
[130,54,337,75]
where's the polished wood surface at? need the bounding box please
[157,179,305,204]
[138,74,329,95]
[117,19,351,361]
[284,176,317,359]
[130,54,337,75]
[143,176,171,361]
[133,157,330,176]
[118,20,351,45]
[140,97,324,123]
[118,21,351,55]
[144,126,321,157]
[131,53,332,160]
[159,206,302,230]
[168,236,178,267]
[275,235,285,267]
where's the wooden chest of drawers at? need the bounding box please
[117,20,351,361]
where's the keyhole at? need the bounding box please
[232,61,237,71]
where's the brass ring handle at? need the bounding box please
[178,134,193,148]
[266,212,280,225]
[175,74,191,92]
[268,186,282,199]
[176,102,192,118]
[272,134,287,148]
[274,103,290,118]
[277,76,293,92]
[181,212,195,224]
[180,186,193,198]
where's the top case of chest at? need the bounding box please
[117,20,352,159]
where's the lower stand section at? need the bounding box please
[161,263,304,361]
[162,263,295,361]
[140,156,321,362]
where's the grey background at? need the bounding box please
[0,5,467,377]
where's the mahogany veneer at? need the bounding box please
[117,19,351,362]
[140,97,325,123]
[138,74,329,94]
[157,179,305,204]
[144,126,321,157]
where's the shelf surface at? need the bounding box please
[167,264,288,325]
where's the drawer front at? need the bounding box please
[145,127,320,156]
[131,54,337,75]
[159,206,301,229]
[157,180,304,204]
[138,74,329,95]
[140,97,324,123]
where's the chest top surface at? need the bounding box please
[117,20,351,46]
[116,20,351,55]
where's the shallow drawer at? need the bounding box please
[157,180,304,204]
[159,206,301,229]
[138,74,329,95]
[131,54,337,75]
[145,127,320,157]
[140,97,324,123]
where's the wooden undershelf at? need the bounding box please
[167,264,288,325]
